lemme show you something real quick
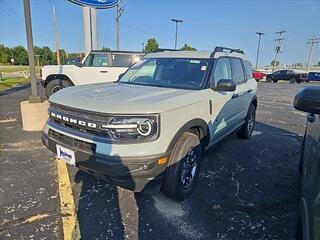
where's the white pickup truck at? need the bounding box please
[41,50,144,97]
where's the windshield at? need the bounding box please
[119,58,210,89]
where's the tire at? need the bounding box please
[305,79,310,83]
[266,77,272,83]
[289,77,296,84]
[272,79,278,83]
[162,132,202,201]
[237,104,256,139]
[45,79,73,98]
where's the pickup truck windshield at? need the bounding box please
[119,58,210,89]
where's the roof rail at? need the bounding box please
[210,47,244,58]
[152,48,178,53]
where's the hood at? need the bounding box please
[49,82,197,114]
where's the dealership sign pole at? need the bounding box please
[68,0,119,53]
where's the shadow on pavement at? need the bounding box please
[72,121,302,240]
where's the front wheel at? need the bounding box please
[162,132,202,201]
[237,104,256,139]
[45,79,73,98]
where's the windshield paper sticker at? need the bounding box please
[201,65,207,71]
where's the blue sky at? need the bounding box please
[0,0,320,66]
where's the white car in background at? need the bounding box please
[41,50,144,97]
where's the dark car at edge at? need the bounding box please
[294,86,320,240]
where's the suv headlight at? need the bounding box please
[101,115,159,142]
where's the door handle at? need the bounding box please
[100,70,108,73]
[307,113,316,123]
[232,93,239,99]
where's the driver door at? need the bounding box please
[209,57,239,141]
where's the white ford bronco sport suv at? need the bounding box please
[41,50,144,98]
[42,47,257,201]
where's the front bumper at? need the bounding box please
[41,131,169,192]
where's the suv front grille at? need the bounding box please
[49,103,110,138]
[49,129,96,153]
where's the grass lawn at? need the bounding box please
[0,65,41,73]
[0,77,30,91]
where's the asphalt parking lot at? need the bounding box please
[0,82,317,240]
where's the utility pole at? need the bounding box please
[306,37,320,73]
[272,30,286,72]
[23,0,39,102]
[116,3,123,50]
[255,32,265,70]
[171,18,183,50]
[52,3,60,65]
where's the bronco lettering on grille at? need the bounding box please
[50,112,97,129]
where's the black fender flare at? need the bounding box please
[166,118,210,153]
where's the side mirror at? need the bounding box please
[77,63,83,67]
[294,87,320,114]
[215,79,236,92]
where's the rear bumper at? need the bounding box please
[41,132,169,192]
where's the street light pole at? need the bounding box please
[171,18,183,50]
[255,32,265,70]
[23,0,40,103]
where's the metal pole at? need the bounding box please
[116,4,120,50]
[23,0,40,102]
[171,19,183,50]
[52,4,60,65]
[306,37,320,73]
[175,22,178,50]
[255,32,265,70]
[272,31,286,72]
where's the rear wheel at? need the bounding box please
[266,77,272,82]
[290,77,296,83]
[45,79,73,98]
[162,132,202,201]
[237,104,256,139]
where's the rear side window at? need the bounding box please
[111,54,134,67]
[230,58,245,84]
[211,57,232,85]
[83,54,108,67]
[243,61,253,80]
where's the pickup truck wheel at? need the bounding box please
[290,77,296,83]
[237,104,256,139]
[45,79,72,98]
[162,132,202,201]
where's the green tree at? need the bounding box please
[180,44,197,51]
[41,46,55,65]
[271,60,280,67]
[101,47,110,51]
[59,49,67,64]
[144,38,159,52]
[0,44,12,64]
[12,46,28,65]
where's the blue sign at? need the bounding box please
[69,0,118,9]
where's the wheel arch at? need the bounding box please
[166,118,210,153]
[44,74,74,87]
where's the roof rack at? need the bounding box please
[152,48,178,53]
[210,47,244,58]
